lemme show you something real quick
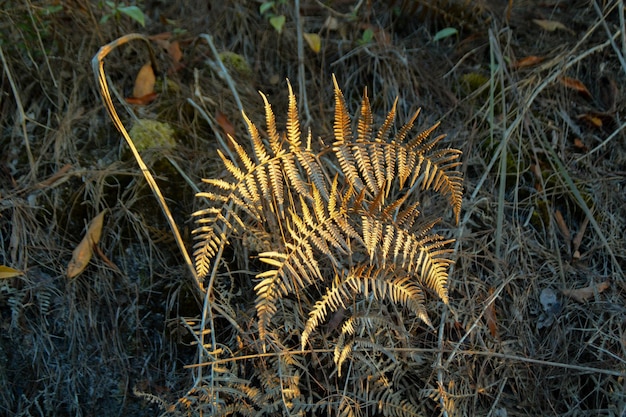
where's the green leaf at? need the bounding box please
[43,5,63,15]
[259,1,275,15]
[269,15,286,34]
[118,5,145,27]
[360,28,374,44]
[433,27,458,42]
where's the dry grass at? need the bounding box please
[1,0,625,416]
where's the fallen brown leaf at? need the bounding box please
[533,19,572,33]
[530,163,543,192]
[132,62,156,99]
[560,77,592,100]
[67,210,106,279]
[126,92,158,105]
[561,280,610,303]
[168,40,183,65]
[35,163,72,189]
[577,111,614,130]
[148,32,171,41]
[149,33,184,73]
[0,265,24,279]
[554,209,570,241]
[484,288,499,339]
[216,110,236,139]
[512,55,544,69]
[303,33,321,54]
[577,113,603,129]
[572,138,588,152]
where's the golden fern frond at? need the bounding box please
[229,134,256,173]
[393,200,421,229]
[352,88,379,194]
[376,97,398,143]
[405,149,462,220]
[375,397,422,417]
[286,81,301,150]
[334,314,404,371]
[338,397,357,417]
[302,269,429,349]
[281,153,310,199]
[192,137,273,278]
[294,141,329,201]
[333,75,365,192]
[193,85,320,280]
[242,111,269,164]
[218,149,246,181]
[340,338,399,379]
[255,180,359,340]
[357,87,373,143]
[254,262,288,342]
[332,74,353,146]
[259,92,282,155]
[362,216,383,262]
[391,108,421,189]
[255,245,320,341]
[408,119,441,149]
[257,93,287,216]
[359,208,453,303]
[193,77,463,393]
[255,237,327,341]
[189,75,464,417]
[328,81,463,220]
[191,206,245,278]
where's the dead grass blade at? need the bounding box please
[0,45,36,182]
[537,133,623,278]
[91,33,203,295]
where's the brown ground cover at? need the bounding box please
[1,1,625,415]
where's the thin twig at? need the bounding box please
[185,345,626,378]
[186,94,237,163]
[593,0,626,75]
[26,0,58,89]
[0,45,37,182]
[198,34,244,114]
[294,0,312,126]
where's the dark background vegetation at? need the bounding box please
[1,0,625,415]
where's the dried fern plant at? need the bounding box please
[187,75,463,416]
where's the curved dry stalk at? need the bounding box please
[91,33,204,296]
